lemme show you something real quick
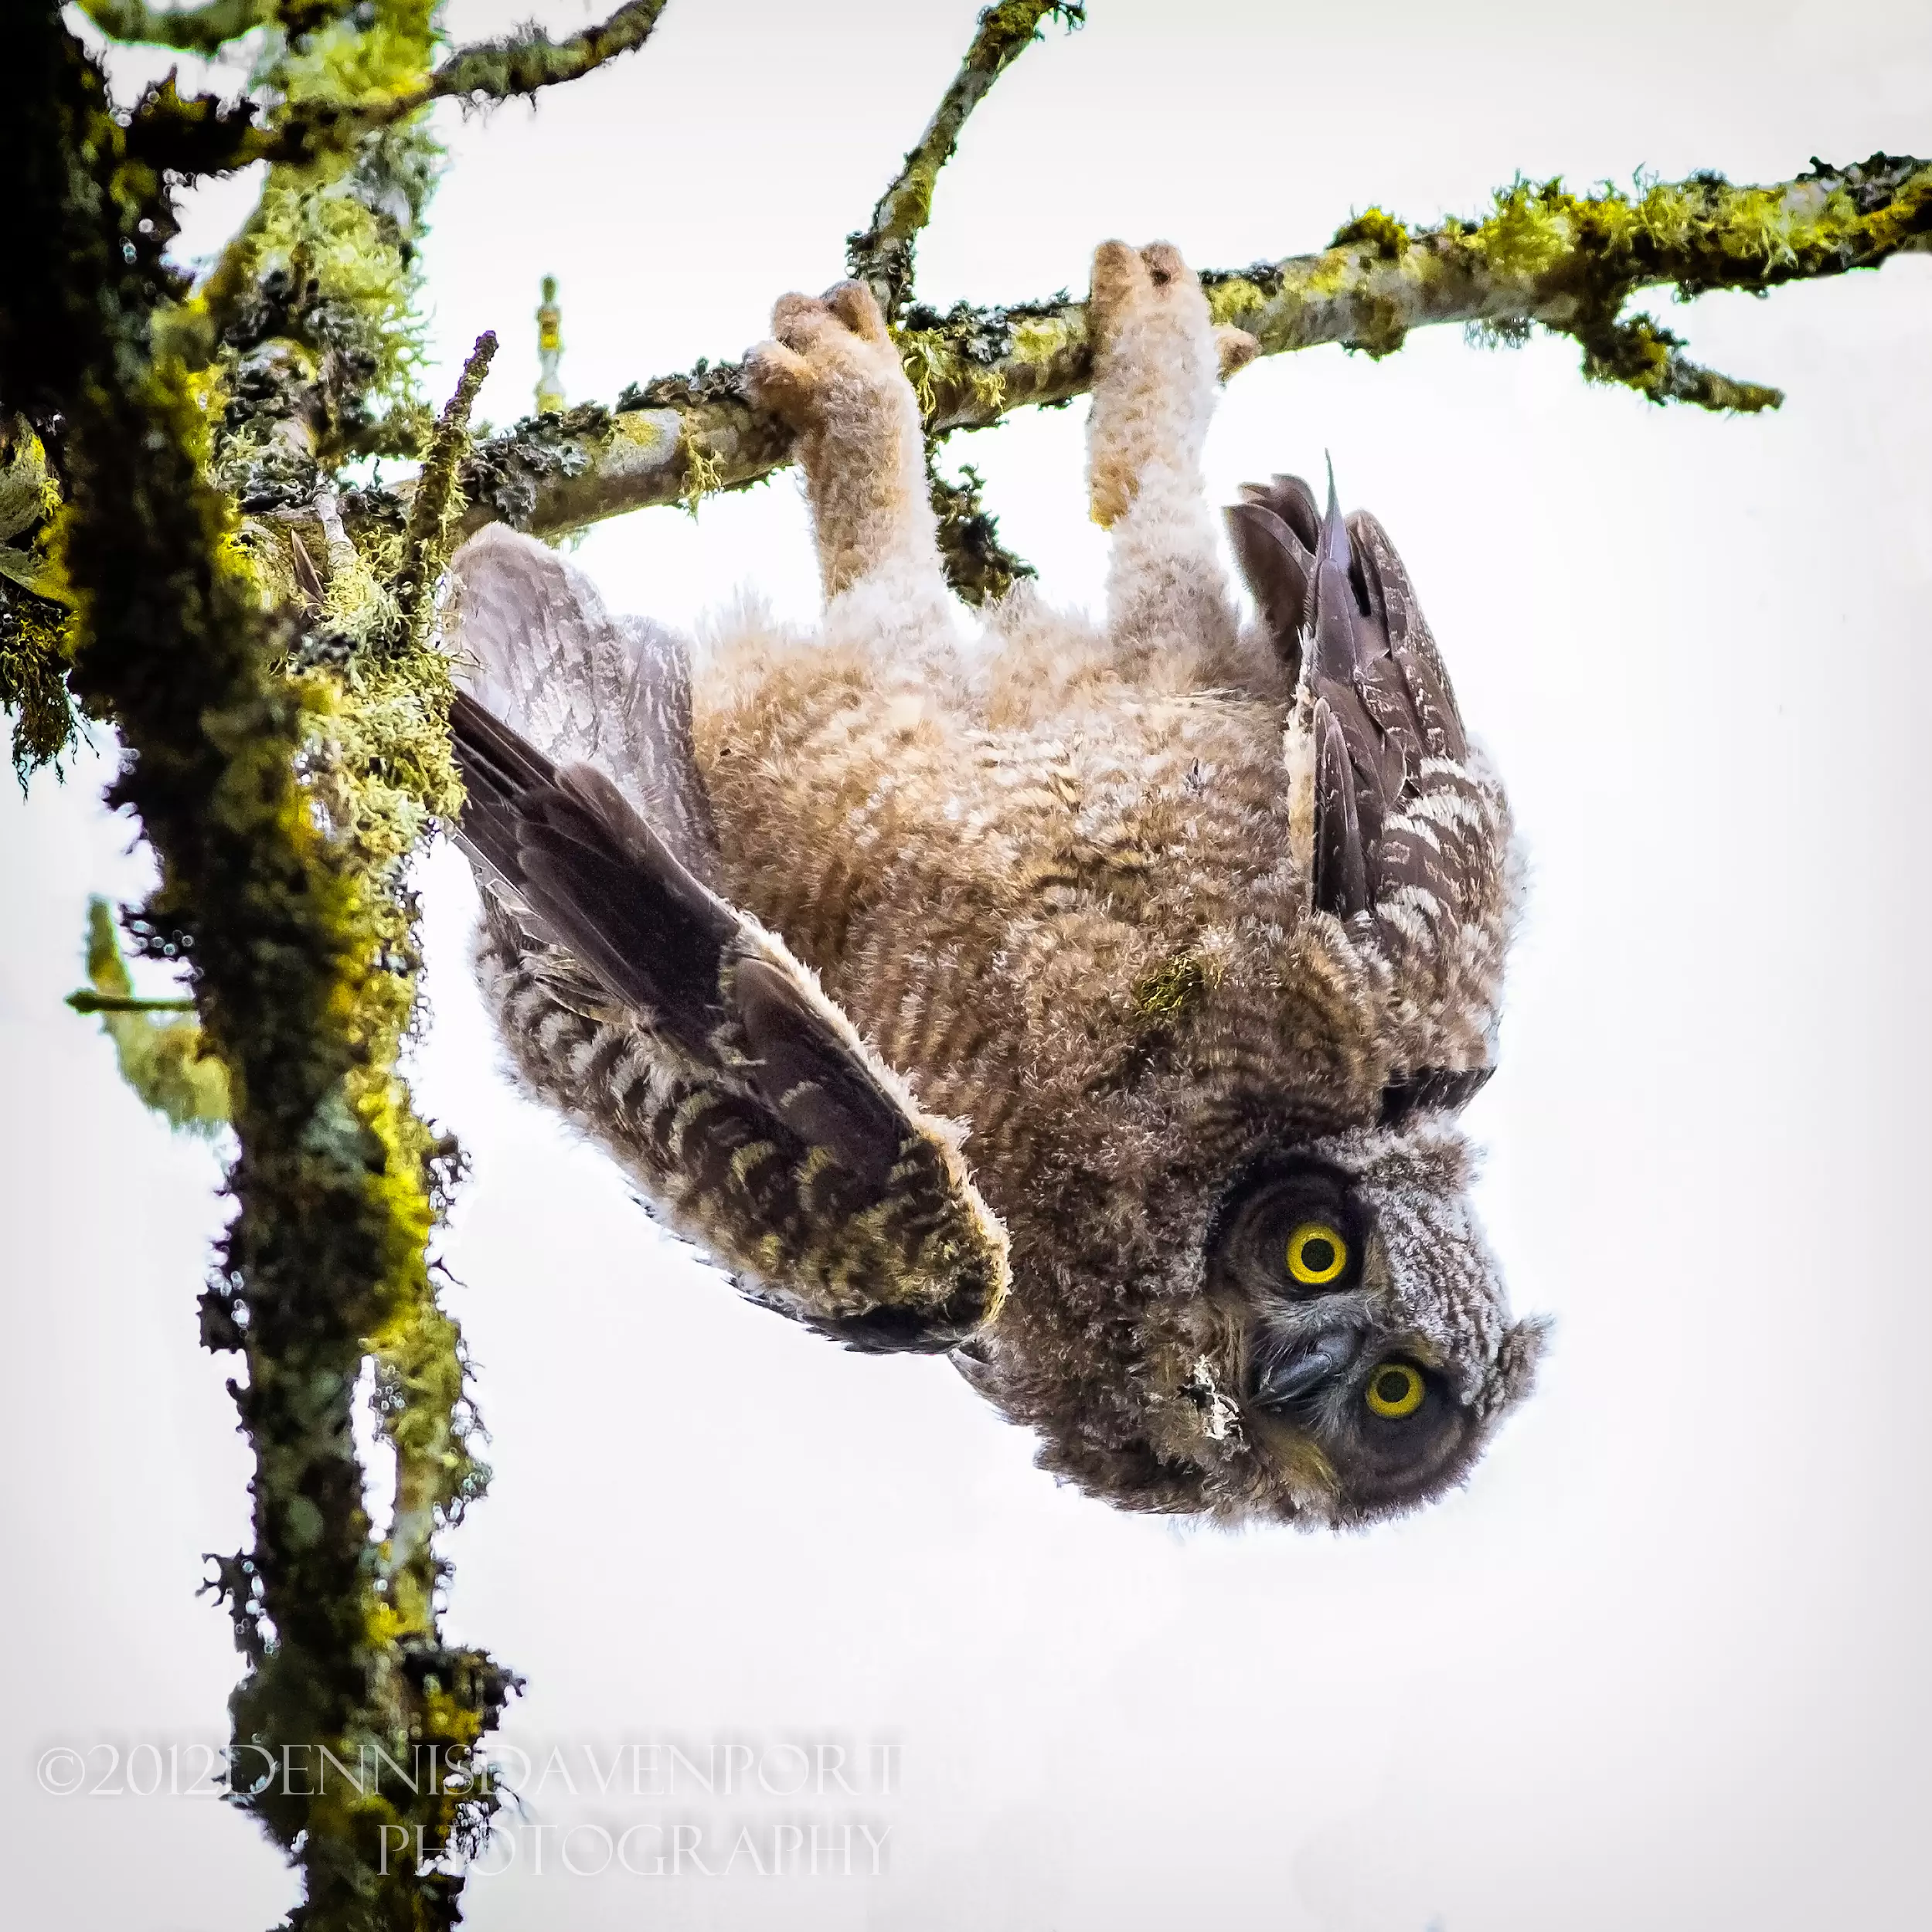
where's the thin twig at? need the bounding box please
[126,0,674,174]
[386,0,672,121]
[847,1,1085,324]
[394,331,497,645]
[67,990,197,1012]
[843,3,1083,591]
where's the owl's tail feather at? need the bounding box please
[1226,468,1472,920]
[1226,471,1509,1123]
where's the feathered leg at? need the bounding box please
[1087,241,1258,684]
[744,281,957,672]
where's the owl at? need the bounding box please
[444,242,1546,1527]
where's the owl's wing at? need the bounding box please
[445,524,719,882]
[451,689,1009,1353]
[1228,473,1512,1121]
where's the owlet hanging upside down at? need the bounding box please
[443,241,1546,1526]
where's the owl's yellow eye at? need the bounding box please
[1285,1222,1349,1285]
[1364,1362,1426,1419]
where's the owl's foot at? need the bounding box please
[743,281,901,424]
[746,282,941,603]
[1086,241,1257,529]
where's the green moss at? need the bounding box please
[1332,206,1410,259]
[927,451,1034,607]
[1201,273,1272,328]
[0,581,77,780]
[5,11,514,1926]
[1429,158,1929,406]
[393,330,495,641]
[0,422,79,776]
[206,121,441,509]
[679,415,724,516]
[894,297,1058,429]
[71,898,230,1134]
[1131,951,1221,1025]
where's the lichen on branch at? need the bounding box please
[0,417,78,777]
[4,8,514,1927]
[406,0,672,113]
[1218,158,1932,410]
[119,0,675,173]
[77,0,273,56]
[847,0,1085,324]
[70,897,230,1136]
[393,329,496,642]
[406,152,1931,545]
[927,449,1034,607]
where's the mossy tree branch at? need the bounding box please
[394,329,495,643]
[120,0,674,174]
[847,0,1085,325]
[398,0,671,112]
[422,152,1930,546]
[77,0,274,55]
[927,454,1036,607]
[4,6,516,1927]
[841,3,1079,599]
[0,414,75,770]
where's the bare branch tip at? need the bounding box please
[849,0,1086,321]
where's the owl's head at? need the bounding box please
[963,1110,1545,1529]
[1199,1119,1546,1526]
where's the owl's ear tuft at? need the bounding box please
[1485,1315,1553,1417]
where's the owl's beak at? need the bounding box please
[1251,1330,1358,1410]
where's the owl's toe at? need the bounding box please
[743,339,816,422]
[1088,237,1146,321]
[1138,240,1189,288]
[822,279,890,345]
[1087,240,1206,353]
[1215,325,1260,380]
[770,291,839,351]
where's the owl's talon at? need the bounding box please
[1140,240,1187,287]
[770,291,838,352]
[1089,240,1201,341]
[1088,237,1145,318]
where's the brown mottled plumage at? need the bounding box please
[443,243,1546,1526]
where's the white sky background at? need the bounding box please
[4,1,1930,1925]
